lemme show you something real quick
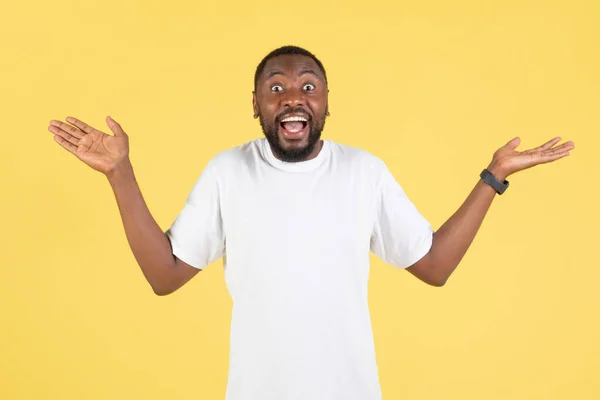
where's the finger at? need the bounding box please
[532,137,561,152]
[539,150,571,164]
[53,133,79,155]
[49,119,84,139]
[65,116,99,135]
[106,116,126,137]
[524,139,573,156]
[545,141,575,154]
[48,125,80,146]
[505,137,521,150]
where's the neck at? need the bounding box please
[304,140,324,161]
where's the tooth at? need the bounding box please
[281,116,307,122]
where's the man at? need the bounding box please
[47,45,574,400]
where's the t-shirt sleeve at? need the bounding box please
[370,160,433,269]
[165,160,225,270]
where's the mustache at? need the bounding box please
[275,107,312,122]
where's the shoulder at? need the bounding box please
[328,140,388,174]
[329,141,404,198]
[206,138,263,173]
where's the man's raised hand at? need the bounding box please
[48,116,130,176]
[487,136,575,180]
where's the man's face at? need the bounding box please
[253,54,329,162]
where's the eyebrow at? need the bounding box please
[298,69,319,78]
[265,69,320,80]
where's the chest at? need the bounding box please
[222,172,375,255]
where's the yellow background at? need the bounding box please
[1,0,598,398]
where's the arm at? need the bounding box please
[107,161,201,295]
[48,116,199,295]
[406,136,574,287]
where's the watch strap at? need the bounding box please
[480,169,509,195]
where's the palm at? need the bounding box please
[76,130,128,172]
[491,136,574,178]
[48,116,129,175]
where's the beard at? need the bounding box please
[258,106,327,163]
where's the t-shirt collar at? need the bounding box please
[260,138,330,173]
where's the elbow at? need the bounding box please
[427,262,451,287]
[427,269,450,287]
[429,277,448,287]
[147,262,179,296]
[151,282,175,296]
[407,256,450,287]
[152,286,172,296]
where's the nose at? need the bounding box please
[281,86,305,108]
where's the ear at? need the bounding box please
[252,91,259,119]
[325,104,330,117]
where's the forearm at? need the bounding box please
[407,136,573,286]
[428,166,506,283]
[107,161,177,292]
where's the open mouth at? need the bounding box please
[279,115,309,139]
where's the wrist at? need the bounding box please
[106,159,134,184]
[486,162,508,182]
[480,165,510,195]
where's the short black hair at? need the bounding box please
[253,45,328,92]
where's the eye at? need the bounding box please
[271,85,284,92]
[303,83,315,91]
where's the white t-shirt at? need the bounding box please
[166,138,433,400]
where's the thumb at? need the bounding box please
[505,136,520,150]
[106,116,127,136]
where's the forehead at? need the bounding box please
[259,54,324,82]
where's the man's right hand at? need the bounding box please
[48,115,200,295]
[48,116,130,176]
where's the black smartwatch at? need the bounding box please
[480,169,509,195]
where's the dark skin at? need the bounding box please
[406,136,573,286]
[252,55,575,287]
[253,54,330,163]
[47,54,574,293]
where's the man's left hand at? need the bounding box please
[487,137,575,181]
